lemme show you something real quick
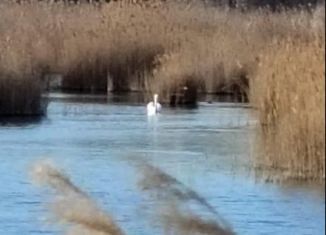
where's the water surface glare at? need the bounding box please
[0,94,324,235]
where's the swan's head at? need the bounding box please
[154,94,159,101]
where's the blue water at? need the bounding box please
[0,94,324,235]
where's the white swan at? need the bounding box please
[147,93,162,115]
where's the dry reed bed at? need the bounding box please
[0,24,44,116]
[0,1,321,98]
[145,5,320,103]
[250,18,325,182]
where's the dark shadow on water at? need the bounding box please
[0,116,44,127]
[45,92,146,105]
[44,92,249,108]
[169,103,198,109]
[107,92,147,104]
[201,93,249,104]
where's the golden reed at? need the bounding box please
[31,161,235,235]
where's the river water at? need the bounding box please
[0,93,324,235]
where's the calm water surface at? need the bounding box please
[0,94,324,235]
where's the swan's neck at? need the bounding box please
[154,96,158,107]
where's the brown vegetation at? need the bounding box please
[1,0,322,105]
[1,0,325,181]
[250,38,325,182]
[31,161,126,235]
[138,163,235,234]
[250,6,325,182]
[31,161,234,235]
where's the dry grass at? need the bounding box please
[31,161,126,235]
[0,1,54,116]
[1,1,322,105]
[138,163,235,235]
[250,10,325,182]
[0,1,198,96]
[31,160,235,235]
